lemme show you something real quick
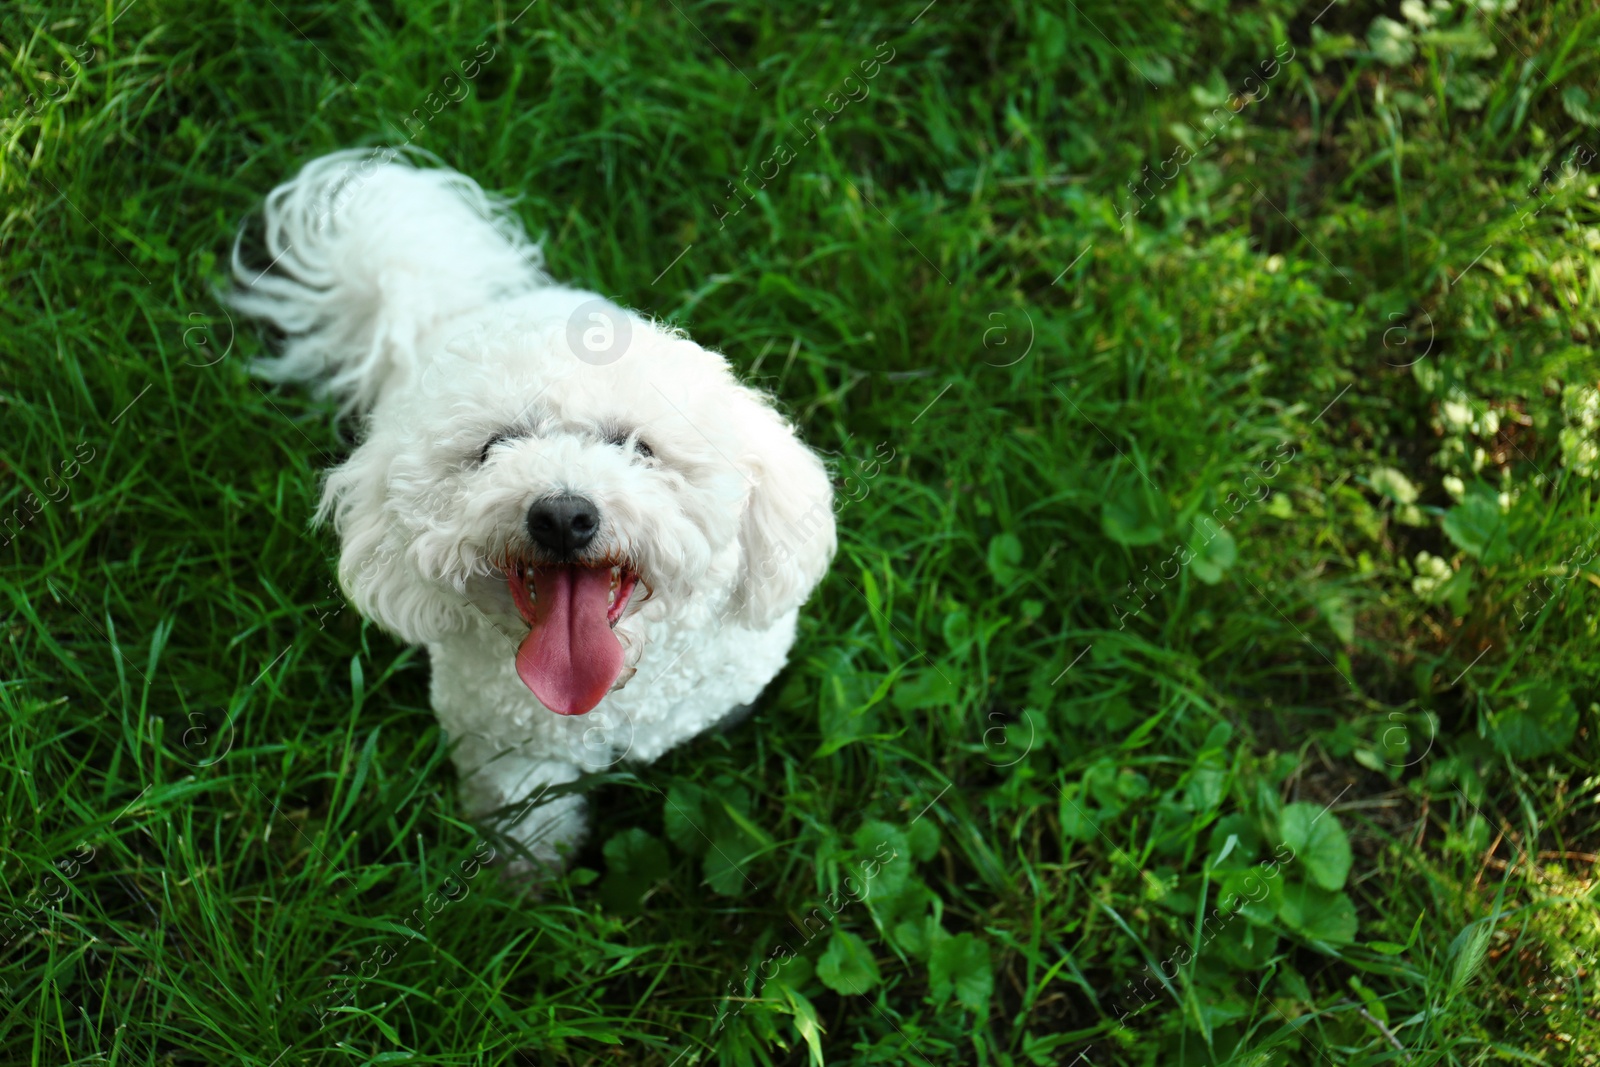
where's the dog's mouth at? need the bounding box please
[505,561,641,716]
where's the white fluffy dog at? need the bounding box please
[230,149,835,871]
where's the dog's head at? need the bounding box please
[318,306,835,715]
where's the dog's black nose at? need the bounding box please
[526,494,600,557]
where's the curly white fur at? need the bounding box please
[231,149,835,871]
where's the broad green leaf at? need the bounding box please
[665,777,755,863]
[1348,974,1387,1023]
[1129,53,1175,86]
[890,914,940,959]
[1210,913,1279,970]
[1442,487,1509,563]
[776,955,813,990]
[703,834,754,896]
[1058,789,1098,843]
[1184,766,1225,813]
[941,608,973,652]
[599,829,669,914]
[986,533,1024,585]
[1216,865,1286,924]
[907,820,939,863]
[1101,481,1166,546]
[928,933,993,1011]
[891,668,958,712]
[816,930,880,995]
[1316,592,1355,645]
[1187,524,1237,585]
[1201,721,1233,751]
[817,664,902,757]
[1277,883,1359,946]
[1207,814,1261,871]
[1562,85,1600,126]
[663,782,715,856]
[1492,686,1576,759]
[1278,802,1352,891]
[602,828,667,875]
[852,821,911,901]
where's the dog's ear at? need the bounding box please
[727,386,835,629]
[318,437,472,643]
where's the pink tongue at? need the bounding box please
[514,566,624,715]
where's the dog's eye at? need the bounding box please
[478,432,513,464]
[606,432,653,459]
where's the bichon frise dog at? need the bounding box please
[230,149,835,872]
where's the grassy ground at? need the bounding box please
[3,0,1599,1062]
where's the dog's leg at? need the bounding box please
[457,749,588,877]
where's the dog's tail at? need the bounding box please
[229,148,545,415]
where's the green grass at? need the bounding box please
[4,0,1600,1062]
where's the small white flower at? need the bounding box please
[1441,397,1474,430]
[1561,384,1600,477]
[1561,428,1600,477]
[1412,551,1451,599]
[1400,0,1434,26]
[1443,475,1466,499]
[1371,466,1419,504]
[1566,383,1600,427]
[1368,17,1416,66]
